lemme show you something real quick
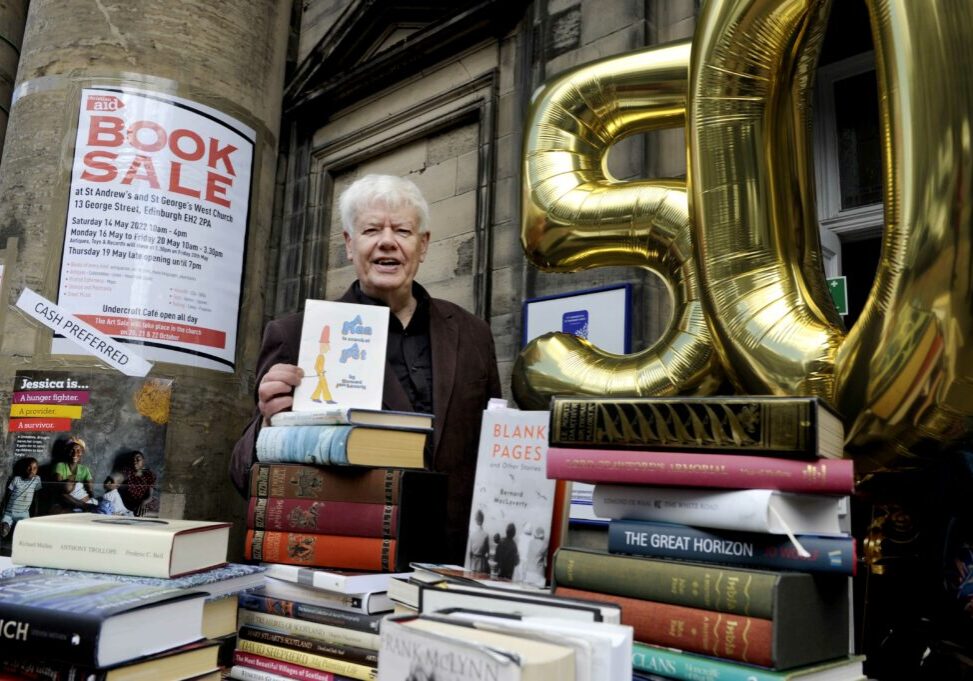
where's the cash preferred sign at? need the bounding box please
[55,87,255,371]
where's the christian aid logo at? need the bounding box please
[86,95,124,112]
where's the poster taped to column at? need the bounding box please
[54,87,255,371]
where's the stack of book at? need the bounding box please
[244,408,447,572]
[546,395,866,681]
[229,564,405,681]
[0,514,256,680]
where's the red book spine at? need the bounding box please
[554,585,775,667]
[547,446,854,493]
[248,497,399,538]
[245,529,397,571]
[233,650,337,681]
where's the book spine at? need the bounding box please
[232,651,340,681]
[10,522,174,578]
[237,594,384,632]
[554,586,776,667]
[239,625,378,667]
[547,447,854,493]
[609,520,858,575]
[237,639,376,681]
[237,608,380,650]
[631,642,790,681]
[0,601,101,666]
[550,397,818,456]
[552,547,779,618]
[249,464,403,504]
[245,530,396,571]
[248,497,399,538]
[0,657,80,681]
[592,485,778,533]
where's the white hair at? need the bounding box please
[338,174,429,234]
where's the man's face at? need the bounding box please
[344,203,429,301]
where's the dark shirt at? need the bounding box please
[350,281,433,414]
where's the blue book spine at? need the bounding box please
[255,425,351,465]
[608,519,856,575]
[633,643,791,681]
[328,425,353,465]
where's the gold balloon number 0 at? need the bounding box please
[515,0,973,469]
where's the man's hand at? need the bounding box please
[258,363,304,422]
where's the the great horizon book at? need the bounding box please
[291,300,390,413]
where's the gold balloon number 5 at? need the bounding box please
[516,0,973,470]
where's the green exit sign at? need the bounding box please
[828,276,848,316]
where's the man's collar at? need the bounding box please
[350,280,430,309]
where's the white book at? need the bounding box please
[262,562,411,594]
[464,407,558,587]
[260,576,393,614]
[378,614,575,681]
[230,667,293,681]
[292,299,389,413]
[443,610,634,681]
[592,485,851,536]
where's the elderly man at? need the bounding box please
[230,174,502,562]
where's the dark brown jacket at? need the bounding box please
[229,284,502,562]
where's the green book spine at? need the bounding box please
[552,546,779,618]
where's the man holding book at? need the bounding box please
[230,174,502,563]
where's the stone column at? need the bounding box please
[0,0,27,160]
[0,1,292,533]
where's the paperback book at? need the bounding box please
[464,406,561,587]
[292,300,389,413]
[0,572,205,667]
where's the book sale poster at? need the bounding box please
[465,409,555,587]
[0,370,172,555]
[55,87,255,372]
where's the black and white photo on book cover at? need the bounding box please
[465,406,554,588]
[0,370,172,555]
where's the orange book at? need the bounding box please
[246,529,397,572]
[555,585,775,667]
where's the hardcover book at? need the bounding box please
[11,514,231,577]
[231,651,345,681]
[246,470,446,570]
[239,624,379,667]
[632,643,866,681]
[0,640,220,681]
[236,638,377,680]
[258,576,394,615]
[236,608,380,651]
[377,614,576,681]
[608,519,858,575]
[549,395,844,459]
[248,464,436,505]
[255,423,429,469]
[555,585,849,669]
[442,609,633,681]
[270,407,432,430]
[0,558,265,638]
[552,546,851,620]
[262,562,410,594]
[464,407,560,586]
[591,485,851,535]
[0,572,205,667]
[292,299,389,413]
[248,497,401,537]
[238,588,388,629]
[547,447,855,494]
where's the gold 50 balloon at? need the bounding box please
[513,0,973,471]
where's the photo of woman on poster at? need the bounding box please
[119,450,157,516]
[50,436,97,513]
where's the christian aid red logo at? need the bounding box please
[86,95,124,112]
